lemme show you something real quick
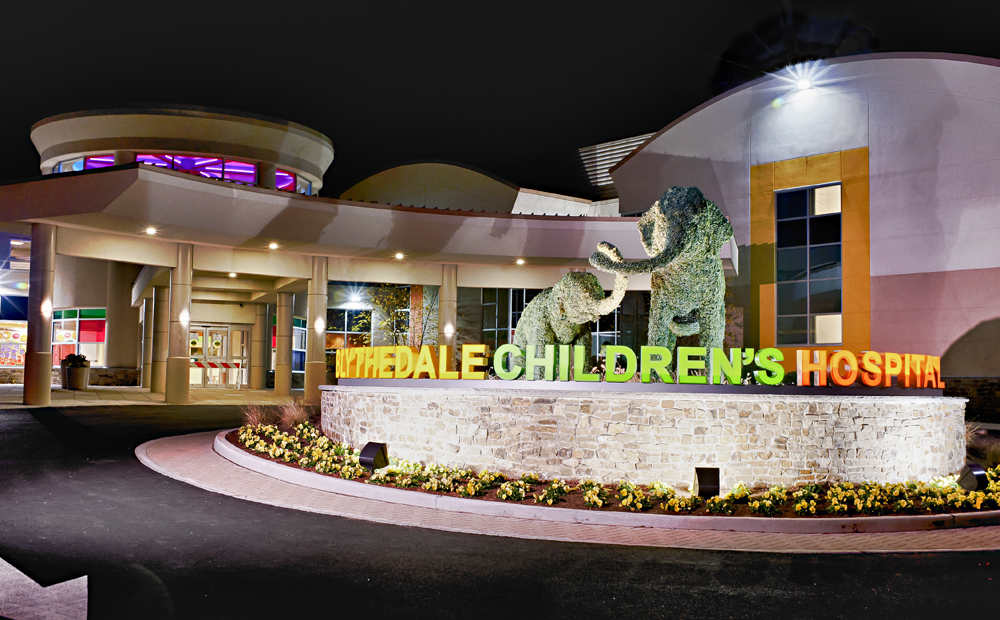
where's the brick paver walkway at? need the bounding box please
[139,431,1000,554]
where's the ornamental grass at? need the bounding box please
[234,422,1000,518]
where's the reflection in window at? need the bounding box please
[775,184,842,345]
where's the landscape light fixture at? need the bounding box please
[145,227,157,235]
[693,467,721,498]
[359,442,389,470]
[268,242,279,250]
[959,463,989,492]
[395,252,405,260]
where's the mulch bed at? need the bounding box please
[224,428,996,519]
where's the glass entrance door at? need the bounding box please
[188,325,249,388]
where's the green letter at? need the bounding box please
[525,344,555,381]
[753,348,785,385]
[493,344,523,380]
[711,347,742,385]
[573,345,599,382]
[558,344,570,381]
[677,347,708,384]
[605,345,637,382]
[640,346,673,383]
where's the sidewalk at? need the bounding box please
[138,430,1000,554]
[0,384,303,407]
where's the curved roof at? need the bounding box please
[30,105,334,189]
[340,162,520,213]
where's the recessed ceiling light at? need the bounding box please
[797,79,812,91]
[268,242,279,250]
[516,258,525,265]
[10,240,24,246]
[228,272,237,278]
[394,252,405,260]
[145,227,157,235]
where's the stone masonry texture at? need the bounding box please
[321,386,966,490]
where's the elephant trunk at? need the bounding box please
[596,272,628,316]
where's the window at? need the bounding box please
[51,308,106,366]
[325,308,372,350]
[481,288,509,357]
[775,184,842,345]
[590,307,621,358]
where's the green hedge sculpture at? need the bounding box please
[589,186,733,359]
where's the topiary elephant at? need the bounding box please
[589,186,733,358]
[512,254,628,378]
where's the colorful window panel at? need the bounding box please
[79,319,106,343]
[171,156,224,179]
[136,154,173,168]
[84,155,116,169]
[224,160,256,184]
[276,169,296,192]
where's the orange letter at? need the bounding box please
[924,356,943,388]
[860,351,882,387]
[461,344,488,380]
[828,350,858,386]
[412,345,438,379]
[884,352,903,387]
[796,350,828,386]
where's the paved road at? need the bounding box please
[0,406,996,619]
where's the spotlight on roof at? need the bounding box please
[145,227,157,235]
[228,272,237,278]
[394,252,405,260]
[516,258,525,265]
[268,242,279,250]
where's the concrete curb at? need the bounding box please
[213,430,1000,534]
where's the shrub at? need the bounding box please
[242,401,273,426]
[497,480,529,501]
[616,480,654,511]
[578,479,609,508]
[279,400,311,428]
[705,496,734,514]
[534,478,571,505]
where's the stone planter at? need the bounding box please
[60,360,91,390]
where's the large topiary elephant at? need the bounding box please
[589,186,733,357]
[512,256,628,378]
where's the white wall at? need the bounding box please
[54,255,107,309]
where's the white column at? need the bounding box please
[305,256,329,404]
[113,150,136,165]
[273,292,293,396]
[141,298,154,388]
[23,224,55,406]
[104,261,140,369]
[250,304,267,389]
[150,286,168,393]
[438,264,458,371]
[165,244,193,404]
[258,163,277,190]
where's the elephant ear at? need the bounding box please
[700,199,735,253]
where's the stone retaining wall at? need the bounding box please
[321,385,967,489]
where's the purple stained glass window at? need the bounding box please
[276,169,296,191]
[84,156,115,169]
[171,156,224,179]
[224,160,256,184]
[136,154,172,168]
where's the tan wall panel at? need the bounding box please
[841,147,869,180]
[774,152,842,190]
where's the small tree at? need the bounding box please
[413,285,439,347]
[369,284,410,346]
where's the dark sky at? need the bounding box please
[2,1,999,199]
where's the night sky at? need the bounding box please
[2,1,999,199]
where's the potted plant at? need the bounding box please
[60,353,91,390]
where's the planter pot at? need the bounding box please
[62,362,91,390]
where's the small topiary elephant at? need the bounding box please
[512,255,628,378]
[589,186,733,357]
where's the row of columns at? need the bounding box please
[22,224,460,406]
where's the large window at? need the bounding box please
[52,308,107,366]
[325,308,372,350]
[775,184,842,345]
[481,288,510,356]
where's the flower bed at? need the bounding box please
[231,422,1000,518]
